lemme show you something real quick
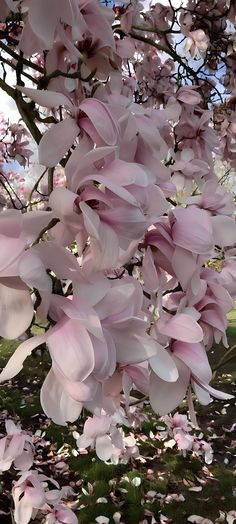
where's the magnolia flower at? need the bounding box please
[44,504,78,524]
[77,414,114,460]
[185,30,209,56]
[0,420,34,473]
[12,470,51,524]
[17,86,119,168]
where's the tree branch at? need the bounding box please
[0,78,42,144]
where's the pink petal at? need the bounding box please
[157,313,203,343]
[79,174,138,206]
[90,221,119,270]
[96,283,137,321]
[172,246,197,290]
[109,318,159,364]
[19,251,52,320]
[33,241,81,281]
[173,341,212,383]
[52,505,78,524]
[61,296,104,341]
[195,380,234,401]
[0,334,46,382]
[102,159,154,187]
[212,215,236,247]
[27,0,59,48]
[38,118,79,167]
[21,210,54,244]
[172,207,213,254]
[40,368,82,425]
[14,493,33,524]
[79,201,100,240]
[66,142,117,190]
[84,415,111,438]
[125,364,149,396]
[16,86,72,109]
[176,86,201,105]
[191,381,212,405]
[95,435,113,461]
[149,347,179,382]
[0,280,34,340]
[48,318,95,382]
[90,332,114,380]
[80,99,119,146]
[150,356,190,415]
[54,369,98,402]
[142,246,159,293]
[0,235,25,274]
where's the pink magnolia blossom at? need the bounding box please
[0,275,160,424]
[17,86,119,167]
[182,179,235,216]
[77,414,121,461]
[12,470,59,524]
[44,504,78,524]
[0,420,34,473]
[185,30,209,56]
[0,208,54,339]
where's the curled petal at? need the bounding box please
[95,434,113,461]
[0,280,34,340]
[16,86,72,110]
[157,313,203,343]
[149,347,179,382]
[150,356,190,415]
[79,99,119,146]
[0,334,46,382]
[48,318,95,382]
[41,369,82,425]
[38,118,79,167]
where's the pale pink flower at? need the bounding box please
[77,414,115,461]
[17,86,119,168]
[182,179,235,216]
[12,470,58,524]
[0,420,33,473]
[0,209,49,339]
[185,30,209,56]
[44,504,78,524]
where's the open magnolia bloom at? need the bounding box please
[0,268,233,427]
[17,86,120,167]
[0,274,163,424]
[0,209,56,339]
[0,420,34,473]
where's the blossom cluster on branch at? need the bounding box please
[0,0,235,490]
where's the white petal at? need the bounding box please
[149,347,178,382]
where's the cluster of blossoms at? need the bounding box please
[0,1,235,520]
[75,413,139,463]
[0,0,235,444]
[162,413,213,464]
[0,116,32,169]
[0,420,78,524]
[0,114,34,207]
